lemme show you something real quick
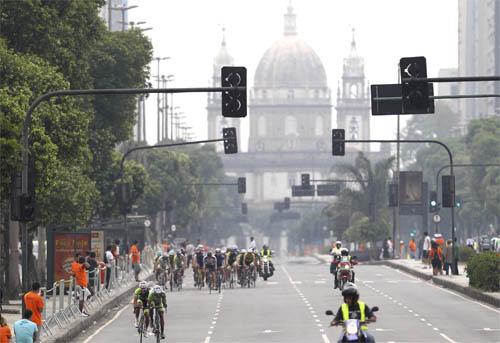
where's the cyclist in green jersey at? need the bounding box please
[148,285,167,339]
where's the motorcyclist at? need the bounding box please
[330,283,376,343]
[330,241,343,288]
[338,248,357,283]
[260,245,274,276]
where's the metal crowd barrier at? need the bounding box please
[39,251,154,337]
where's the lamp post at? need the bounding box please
[109,4,138,31]
[154,57,170,143]
[161,75,174,140]
[170,105,180,140]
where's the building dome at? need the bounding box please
[254,5,327,89]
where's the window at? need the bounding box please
[284,116,298,136]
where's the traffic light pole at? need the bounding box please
[337,138,456,272]
[20,85,244,305]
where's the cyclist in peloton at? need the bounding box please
[204,251,217,287]
[148,285,167,340]
[133,281,151,336]
[215,248,225,280]
[174,250,185,280]
[192,245,205,287]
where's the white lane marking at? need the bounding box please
[204,337,211,343]
[427,323,432,326]
[314,280,326,284]
[375,328,395,331]
[266,281,278,285]
[433,327,439,331]
[322,333,331,343]
[391,265,500,314]
[291,281,302,284]
[440,333,458,343]
[82,304,130,343]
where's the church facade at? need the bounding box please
[208,4,382,204]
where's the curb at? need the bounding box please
[45,273,154,343]
[382,261,500,308]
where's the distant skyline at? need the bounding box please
[128,0,458,150]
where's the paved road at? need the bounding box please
[75,257,500,343]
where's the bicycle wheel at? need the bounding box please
[138,312,144,343]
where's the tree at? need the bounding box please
[343,216,390,246]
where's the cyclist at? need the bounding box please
[185,242,194,267]
[173,250,185,285]
[204,251,217,289]
[157,252,169,284]
[148,285,167,340]
[153,251,162,281]
[242,249,257,282]
[192,245,205,287]
[236,248,247,283]
[215,248,225,284]
[133,281,150,335]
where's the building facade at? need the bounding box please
[458,0,500,128]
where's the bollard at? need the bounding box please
[52,282,58,316]
[58,280,65,312]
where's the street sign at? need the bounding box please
[433,214,441,223]
[400,56,435,114]
[291,185,315,197]
[144,219,151,227]
[317,184,341,196]
[371,83,434,115]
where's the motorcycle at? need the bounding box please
[261,255,272,280]
[325,306,379,343]
[337,262,353,291]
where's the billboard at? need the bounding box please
[53,233,90,282]
[91,230,104,261]
[399,171,423,205]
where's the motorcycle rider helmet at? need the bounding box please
[340,248,349,256]
[152,285,163,294]
[342,283,359,300]
[262,244,268,250]
[335,240,342,248]
[139,281,148,289]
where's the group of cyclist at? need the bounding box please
[133,281,167,339]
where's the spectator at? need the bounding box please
[70,253,80,274]
[72,256,90,317]
[113,239,121,256]
[408,238,417,260]
[443,240,453,275]
[23,283,43,342]
[130,240,141,282]
[452,237,459,275]
[417,234,424,259]
[387,237,393,257]
[249,236,256,250]
[13,310,37,343]
[87,252,98,294]
[399,240,405,259]
[0,314,12,343]
[104,245,114,289]
[422,232,431,268]
[429,241,443,276]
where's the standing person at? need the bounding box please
[249,236,256,251]
[429,241,443,276]
[422,232,431,268]
[104,245,114,289]
[130,240,141,282]
[72,256,90,316]
[0,314,12,343]
[87,252,98,295]
[408,238,417,260]
[399,240,405,259]
[452,237,459,275]
[382,239,389,259]
[23,283,43,341]
[13,310,37,343]
[387,237,393,257]
[417,234,424,260]
[443,240,453,275]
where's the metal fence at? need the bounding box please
[40,250,154,337]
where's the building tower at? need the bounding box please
[207,27,241,150]
[335,29,371,152]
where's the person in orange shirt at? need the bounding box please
[408,238,417,260]
[72,256,90,317]
[130,240,141,282]
[23,282,44,342]
[0,314,12,343]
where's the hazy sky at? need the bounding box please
[128,0,458,150]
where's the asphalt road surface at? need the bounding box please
[75,257,500,343]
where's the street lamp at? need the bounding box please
[154,57,171,143]
[109,5,138,31]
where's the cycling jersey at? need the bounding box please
[243,252,255,266]
[227,252,237,265]
[204,256,216,271]
[174,255,183,269]
[148,291,167,309]
[195,252,204,267]
[215,254,225,268]
[134,288,149,305]
[159,257,169,269]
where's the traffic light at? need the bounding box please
[388,183,398,207]
[241,202,248,215]
[332,129,345,156]
[20,194,35,222]
[117,183,132,214]
[222,127,238,154]
[221,66,247,117]
[441,175,455,208]
[399,56,434,114]
[237,177,246,194]
[301,173,310,188]
[284,197,290,210]
[455,196,462,208]
[429,190,438,212]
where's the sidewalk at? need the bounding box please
[313,254,500,308]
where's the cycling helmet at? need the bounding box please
[221,247,227,253]
[241,249,247,254]
[152,285,163,294]
[176,250,182,255]
[207,251,213,257]
[340,248,349,256]
[168,250,175,256]
[162,251,168,257]
[341,283,359,297]
[197,244,203,249]
[215,248,221,253]
[139,281,148,289]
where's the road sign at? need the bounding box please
[317,184,341,196]
[371,83,434,115]
[433,214,441,223]
[400,56,434,114]
[291,185,314,197]
[144,219,151,227]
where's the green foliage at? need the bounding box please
[343,216,390,245]
[466,252,500,292]
[458,246,476,263]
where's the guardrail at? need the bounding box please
[39,250,154,338]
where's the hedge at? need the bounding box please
[466,252,500,292]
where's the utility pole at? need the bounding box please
[155,57,170,143]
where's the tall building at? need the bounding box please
[206,28,241,151]
[458,0,500,127]
[438,68,459,114]
[100,0,130,32]
[335,30,371,152]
